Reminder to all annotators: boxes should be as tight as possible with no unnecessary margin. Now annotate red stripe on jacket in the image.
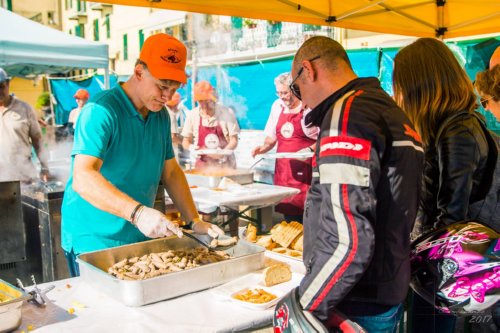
[309,184,359,311]
[341,90,364,136]
[308,90,363,311]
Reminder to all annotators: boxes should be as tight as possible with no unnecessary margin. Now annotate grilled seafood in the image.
[108,248,230,280]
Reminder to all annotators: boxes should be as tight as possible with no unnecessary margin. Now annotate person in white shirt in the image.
[0,67,50,182]
[251,72,318,222]
[181,81,240,168]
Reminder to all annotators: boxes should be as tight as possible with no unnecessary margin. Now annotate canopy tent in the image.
[94,0,500,39]
[0,7,109,78]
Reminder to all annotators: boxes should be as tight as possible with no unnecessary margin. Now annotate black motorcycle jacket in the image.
[299,78,424,321]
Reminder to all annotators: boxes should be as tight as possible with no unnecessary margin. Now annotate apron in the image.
[274,106,315,215]
[195,115,236,169]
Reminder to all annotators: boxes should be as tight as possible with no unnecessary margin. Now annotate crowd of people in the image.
[1,31,499,332]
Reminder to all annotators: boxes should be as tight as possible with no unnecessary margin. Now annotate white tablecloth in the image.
[16,256,304,333]
[188,183,300,214]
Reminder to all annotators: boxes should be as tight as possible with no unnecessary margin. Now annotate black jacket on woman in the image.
[416,111,500,235]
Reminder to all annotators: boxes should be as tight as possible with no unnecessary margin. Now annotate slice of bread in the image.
[271,221,303,248]
[291,234,303,252]
[263,264,292,287]
[246,223,257,242]
[256,235,273,248]
[271,247,287,254]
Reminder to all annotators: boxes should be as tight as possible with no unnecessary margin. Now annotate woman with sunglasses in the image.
[393,37,500,333]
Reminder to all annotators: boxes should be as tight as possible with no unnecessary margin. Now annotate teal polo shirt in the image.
[61,84,174,254]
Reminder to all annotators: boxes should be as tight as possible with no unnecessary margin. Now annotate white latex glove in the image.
[192,219,225,239]
[134,206,183,238]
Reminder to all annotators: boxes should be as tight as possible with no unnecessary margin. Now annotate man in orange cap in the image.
[68,88,89,131]
[181,80,240,168]
[61,34,224,277]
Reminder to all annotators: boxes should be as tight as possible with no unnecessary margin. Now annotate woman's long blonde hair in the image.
[393,38,478,147]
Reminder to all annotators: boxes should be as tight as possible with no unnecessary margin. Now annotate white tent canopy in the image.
[0,7,108,78]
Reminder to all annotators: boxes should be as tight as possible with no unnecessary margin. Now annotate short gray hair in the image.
[274,72,292,87]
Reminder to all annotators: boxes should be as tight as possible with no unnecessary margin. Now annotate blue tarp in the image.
[50,75,118,124]
[184,37,499,133]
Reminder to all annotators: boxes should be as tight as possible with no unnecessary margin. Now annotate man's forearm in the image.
[182,137,192,150]
[259,136,277,154]
[73,169,138,221]
[224,135,238,150]
[32,136,49,168]
[163,161,199,222]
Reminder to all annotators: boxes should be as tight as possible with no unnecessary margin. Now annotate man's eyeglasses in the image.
[480,96,493,109]
[289,55,321,100]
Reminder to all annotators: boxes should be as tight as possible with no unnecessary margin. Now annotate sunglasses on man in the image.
[289,55,321,100]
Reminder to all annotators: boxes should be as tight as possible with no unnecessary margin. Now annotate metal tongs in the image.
[15,275,55,307]
[181,230,238,251]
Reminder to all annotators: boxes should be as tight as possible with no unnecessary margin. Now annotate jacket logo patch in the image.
[319,136,371,160]
[403,124,422,143]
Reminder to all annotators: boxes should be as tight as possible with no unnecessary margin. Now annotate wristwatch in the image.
[185,218,202,230]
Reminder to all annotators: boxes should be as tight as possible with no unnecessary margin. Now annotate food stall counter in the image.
[15,254,304,333]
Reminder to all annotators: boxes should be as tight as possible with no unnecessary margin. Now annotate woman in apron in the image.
[273,105,316,222]
[181,81,239,169]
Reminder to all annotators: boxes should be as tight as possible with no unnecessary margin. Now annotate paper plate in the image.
[211,271,303,310]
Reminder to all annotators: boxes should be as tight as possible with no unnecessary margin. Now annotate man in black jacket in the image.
[287,36,424,331]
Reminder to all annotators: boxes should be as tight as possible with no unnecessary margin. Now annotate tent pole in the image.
[46,76,56,126]
[104,68,110,89]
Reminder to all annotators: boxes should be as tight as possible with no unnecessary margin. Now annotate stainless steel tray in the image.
[77,235,265,307]
[185,169,254,188]
[0,279,27,333]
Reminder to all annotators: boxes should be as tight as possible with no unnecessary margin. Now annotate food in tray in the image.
[209,236,238,248]
[108,248,231,280]
[232,288,277,304]
[263,264,292,286]
[247,222,303,258]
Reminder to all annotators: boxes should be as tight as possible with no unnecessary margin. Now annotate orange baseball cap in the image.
[194,81,217,102]
[74,89,89,100]
[166,92,181,106]
[139,33,187,84]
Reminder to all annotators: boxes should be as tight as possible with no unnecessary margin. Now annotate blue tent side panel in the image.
[50,75,118,124]
[188,50,381,130]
